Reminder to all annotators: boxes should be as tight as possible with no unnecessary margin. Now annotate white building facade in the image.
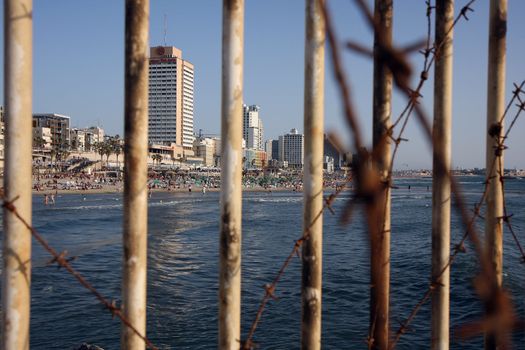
[279,128,304,168]
[182,63,195,149]
[70,128,86,152]
[193,137,216,167]
[33,127,53,150]
[242,104,264,150]
[148,46,195,151]
[32,113,71,151]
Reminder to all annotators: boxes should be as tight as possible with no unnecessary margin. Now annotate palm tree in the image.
[114,144,122,167]
[112,136,122,168]
[152,153,162,166]
[49,147,60,174]
[95,142,105,164]
[103,141,113,166]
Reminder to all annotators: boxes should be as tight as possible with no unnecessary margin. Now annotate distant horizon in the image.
[1,1,525,169]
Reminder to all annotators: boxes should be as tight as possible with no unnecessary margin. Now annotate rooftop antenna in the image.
[163,13,167,46]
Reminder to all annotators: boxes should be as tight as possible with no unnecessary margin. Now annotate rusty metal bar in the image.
[485,0,506,290]
[431,2,454,349]
[370,1,392,349]
[484,0,506,348]
[2,1,33,349]
[301,0,325,348]
[219,1,244,349]
[122,0,149,349]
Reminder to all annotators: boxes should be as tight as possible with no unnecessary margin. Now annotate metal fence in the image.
[2,0,524,349]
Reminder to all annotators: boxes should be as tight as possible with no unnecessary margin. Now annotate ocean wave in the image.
[391,194,430,200]
[48,203,123,211]
[249,197,302,203]
[43,198,207,211]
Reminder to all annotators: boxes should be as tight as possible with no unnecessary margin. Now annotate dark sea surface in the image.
[2,176,525,349]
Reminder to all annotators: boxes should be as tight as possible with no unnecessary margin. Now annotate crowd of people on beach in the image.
[32,167,352,198]
[33,172,119,192]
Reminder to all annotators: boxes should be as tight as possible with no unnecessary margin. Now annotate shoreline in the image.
[25,173,489,197]
[32,185,308,195]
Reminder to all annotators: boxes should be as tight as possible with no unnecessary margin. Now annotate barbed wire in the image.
[496,82,525,263]
[327,0,525,348]
[241,179,350,349]
[385,28,524,350]
[498,84,525,261]
[356,0,524,346]
[389,80,525,349]
[3,0,522,349]
[241,0,523,348]
[0,190,159,350]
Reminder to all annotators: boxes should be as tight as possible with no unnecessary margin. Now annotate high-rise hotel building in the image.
[279,128,304,168]
[148,46,194,150]
[242,104,264,150]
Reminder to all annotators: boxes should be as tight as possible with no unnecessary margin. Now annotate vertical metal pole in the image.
[485,0,506,291]
[485,0,506,348]
[2,1,33,349]
[219,1,244,349]
[302,0,325,349]
[370,1,392,349]
[122,0,149,349]
[431,1,454,349]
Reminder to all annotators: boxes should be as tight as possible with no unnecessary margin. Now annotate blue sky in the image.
[1,1,525,169]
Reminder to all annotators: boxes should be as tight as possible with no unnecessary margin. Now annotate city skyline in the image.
[0,1,525,169]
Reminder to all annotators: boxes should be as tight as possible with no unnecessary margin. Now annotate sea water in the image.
[2,176,525,349]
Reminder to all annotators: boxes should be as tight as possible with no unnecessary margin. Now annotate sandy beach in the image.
[23,168,351,197]
[28,176,319,196]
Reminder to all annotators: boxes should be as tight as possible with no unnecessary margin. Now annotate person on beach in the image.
[50,194,55,204]
[44,194,49,205]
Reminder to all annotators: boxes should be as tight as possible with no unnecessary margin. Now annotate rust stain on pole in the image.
[2,1,33,349]
[431,2,454,350]
[122,0,149,349]
[485,0,506,349]
[302,0,325,349]
[370,1,392,349]
[219,0,244,349]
